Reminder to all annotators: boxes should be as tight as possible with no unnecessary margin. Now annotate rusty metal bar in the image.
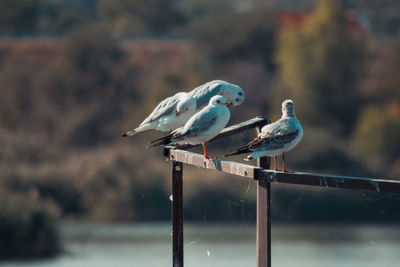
[164,149,400,194]
[172,161,184,267]
[162,116,400,267]
[257,156,271,267]
[167,148,256,179]
[256,122,271,267]
[258,170,400,193]
[177,116,268,150]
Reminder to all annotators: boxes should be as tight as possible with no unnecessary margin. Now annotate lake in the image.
[1,223,399,267]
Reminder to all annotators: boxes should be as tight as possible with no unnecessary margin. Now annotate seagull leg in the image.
[202,142,216,159]
[274,156,278,171]
[202,142,208,158]
[282,153,286,172]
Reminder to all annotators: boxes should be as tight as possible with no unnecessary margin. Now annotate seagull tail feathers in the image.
[122,124,153,137]
[244,154,256,161]
[122,130,137,137]
[147,134,173,148]
[224,146,251,157]
[244,151,267,161]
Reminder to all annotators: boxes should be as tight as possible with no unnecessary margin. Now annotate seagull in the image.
[122,92,196,136]
[225,99,303,172]
[148,95,231,159]
[189,80,245,110]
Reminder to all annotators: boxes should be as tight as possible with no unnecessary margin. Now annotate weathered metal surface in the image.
[172,161,184,267]
[168,149,257,179]
[165,149,400,193]
[177,116,269,150]
[258,170,400,193]
[165,116,400,267]
[256,156,271,267]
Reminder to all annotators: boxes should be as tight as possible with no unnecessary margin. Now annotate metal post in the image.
[256,125,271,267]
[172,160,184,267]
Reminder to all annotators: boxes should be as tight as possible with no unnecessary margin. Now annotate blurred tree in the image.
[36,0,92,34]
[181,0,236,23]
[349,0,400,38]
[0,0,39,34]
[188,2,276,69]
[96,0,186,34]
[352,103,400,163]
[0,0,92,35]
[275,0,366,135]
[0,192,60,259]
[0,63,35,128]
[363,45,400,105]
[82,166,134,221]
[59,27,124,103]
[41,27,138,147]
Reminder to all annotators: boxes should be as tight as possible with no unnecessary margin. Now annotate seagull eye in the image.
[217,100,220,103]
[238,92,243,96]
[235,98,239,102]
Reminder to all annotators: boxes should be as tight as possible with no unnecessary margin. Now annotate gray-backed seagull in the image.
[189,80,245,110]
[122,92,196,136]
[225,99,303,172]
[148,95,231,159]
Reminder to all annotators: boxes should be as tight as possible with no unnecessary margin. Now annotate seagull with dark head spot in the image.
[189,80,245,110]
[122,80,244,138]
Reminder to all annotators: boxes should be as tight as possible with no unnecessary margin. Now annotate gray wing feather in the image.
[251,130,300,151]
[189,81,223,108]
[176,108,217,138]
[249,118,300,151]
[260,118,298,138]
[140,96,179,126]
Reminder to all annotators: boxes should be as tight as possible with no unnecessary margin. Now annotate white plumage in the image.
[123,92,196,136]
[149,95,231,159]
[189,80,245,110]
[225,99,303,172]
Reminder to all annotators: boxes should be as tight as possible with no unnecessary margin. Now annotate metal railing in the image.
[162,116,400,267]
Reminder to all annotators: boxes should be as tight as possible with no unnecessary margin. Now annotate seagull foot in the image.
[244,155,253,161]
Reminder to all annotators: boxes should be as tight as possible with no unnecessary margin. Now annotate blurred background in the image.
[0,0,399,266]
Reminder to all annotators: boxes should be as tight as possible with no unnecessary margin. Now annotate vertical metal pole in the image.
[256,126,271,267]
[172,160,184,267]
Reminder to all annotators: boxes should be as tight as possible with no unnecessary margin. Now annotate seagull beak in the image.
[225,102,233,107]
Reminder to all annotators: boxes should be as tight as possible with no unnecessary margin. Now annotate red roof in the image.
[276,11,309,27]
[276,10,368,37]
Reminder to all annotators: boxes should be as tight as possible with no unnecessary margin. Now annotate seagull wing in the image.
[250,119,300,151]
[173,107,218,140]
[140,96,179,126]
[248,130,300,151]
[189,81,223,108]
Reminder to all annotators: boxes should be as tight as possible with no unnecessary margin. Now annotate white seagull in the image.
[225,99,303,172]
[148,95,231,159]
[189,80,245,110]
[122,92,196,136]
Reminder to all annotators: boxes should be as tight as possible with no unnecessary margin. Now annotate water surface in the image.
[1,223,399,267]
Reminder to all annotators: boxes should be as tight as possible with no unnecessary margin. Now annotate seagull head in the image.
[176,93,196,115]
[210,95,229,107]
[282,99,295,117]
[217,81,245,107]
